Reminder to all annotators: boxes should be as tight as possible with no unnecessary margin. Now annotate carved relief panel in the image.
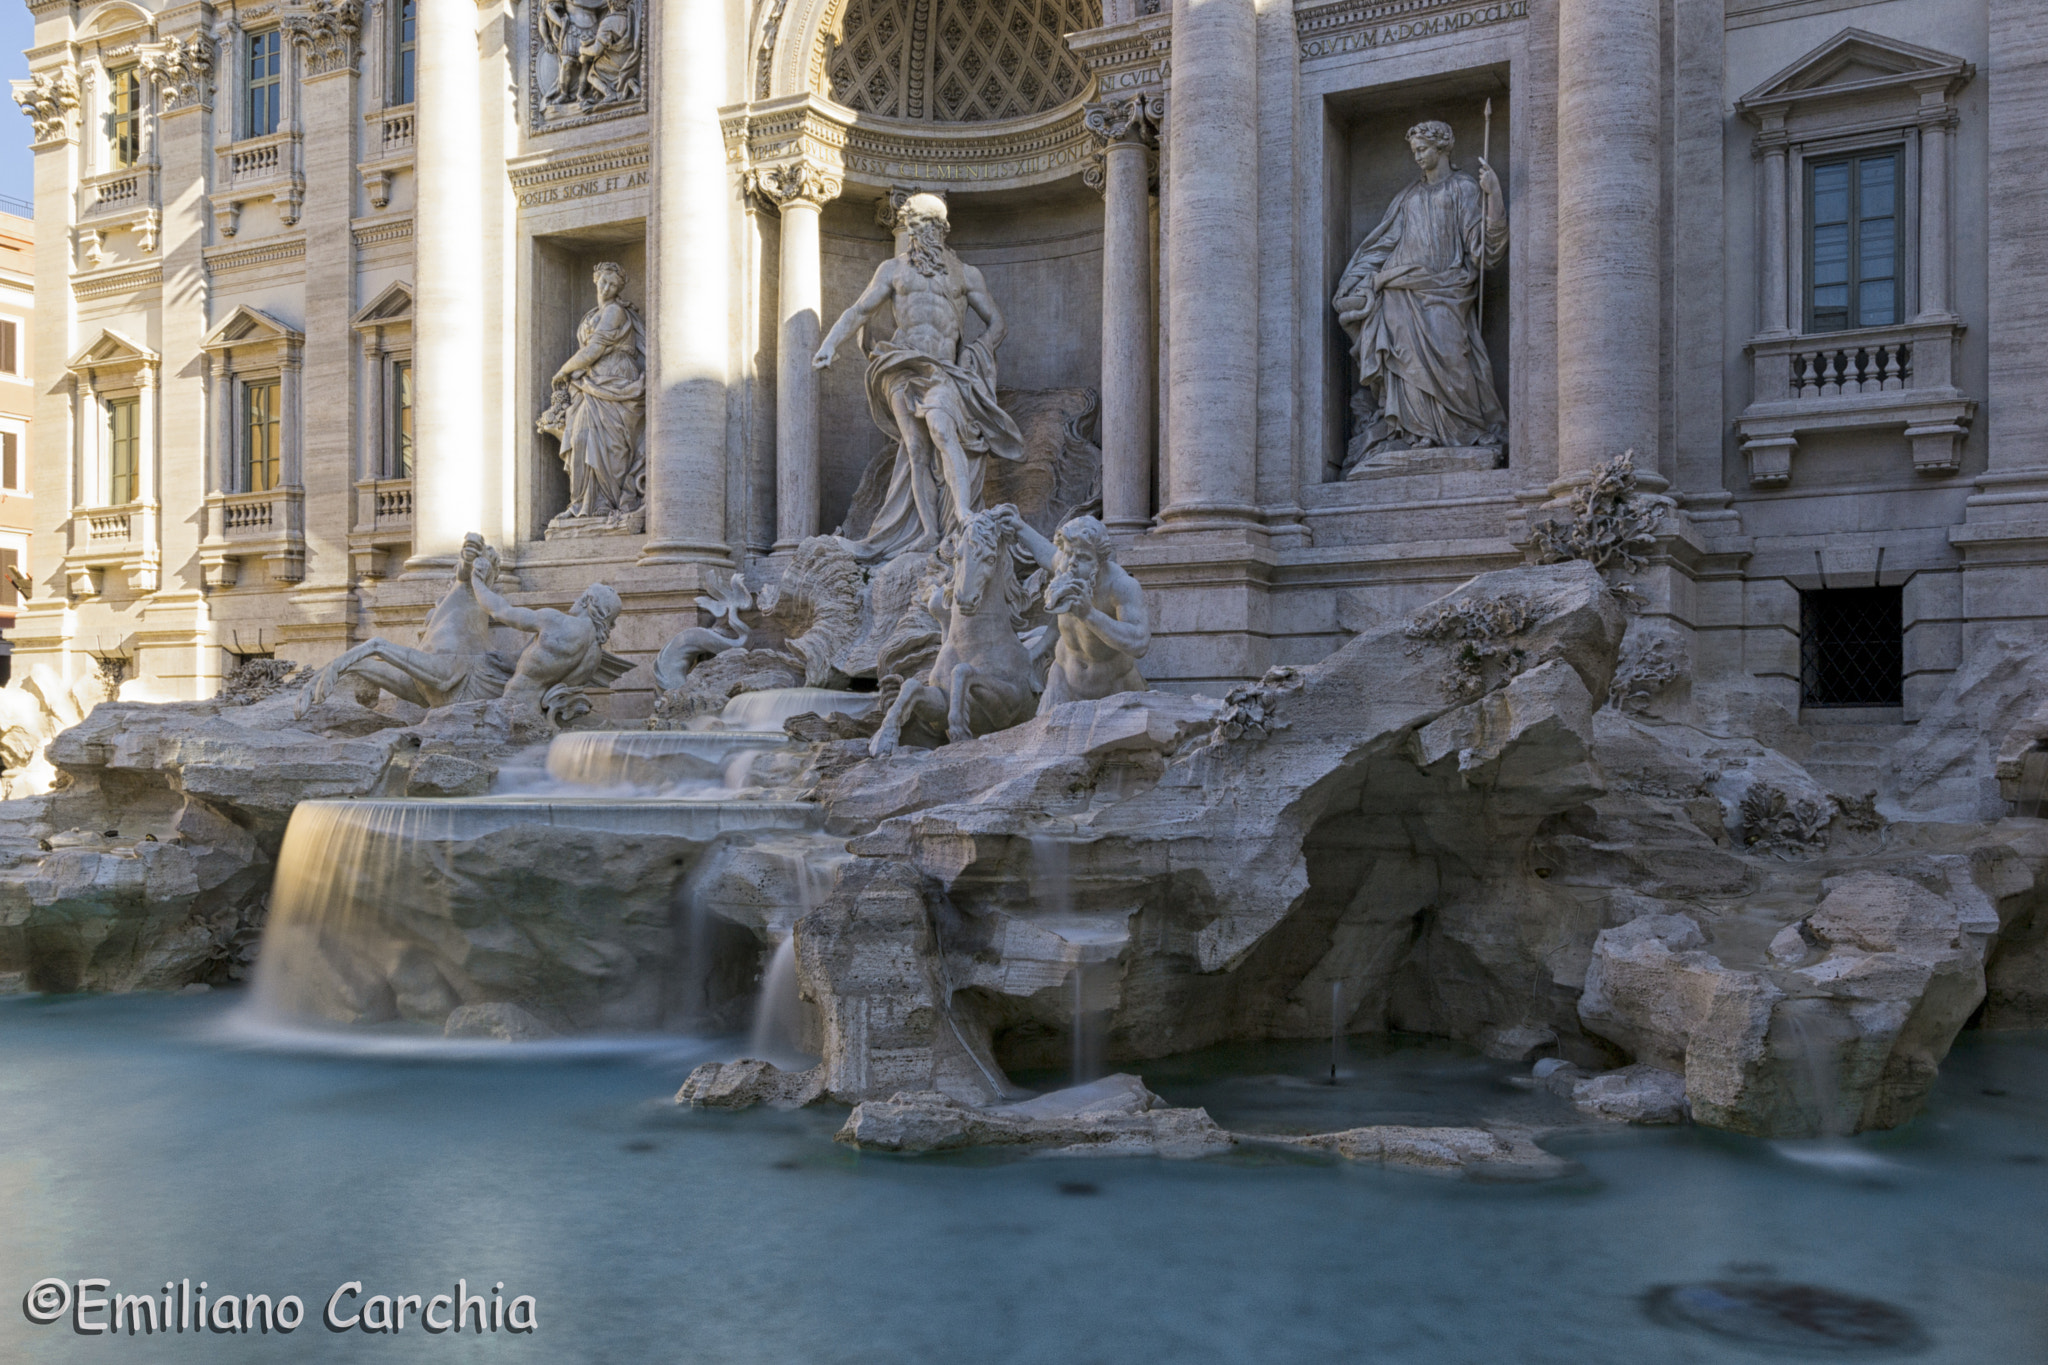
[530,0,646,131]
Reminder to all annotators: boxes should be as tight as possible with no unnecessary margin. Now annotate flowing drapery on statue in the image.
[817,193,1025,562]
[1334,120,1508,476]
[538,261,647,531]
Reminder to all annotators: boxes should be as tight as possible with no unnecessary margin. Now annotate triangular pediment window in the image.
[66,328,157,374]
[1738,29,1971,115]
[351,282,414,329]
[202,305,303,353]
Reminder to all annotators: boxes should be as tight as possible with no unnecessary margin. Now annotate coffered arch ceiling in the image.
[815,0,1099,123]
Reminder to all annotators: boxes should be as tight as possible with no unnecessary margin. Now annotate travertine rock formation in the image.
[778,559,2048,1139]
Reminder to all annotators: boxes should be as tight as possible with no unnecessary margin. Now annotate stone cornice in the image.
[203,234,306,274]
[1294,0,1526,61]
[1067,14,1169,98]
[72,263,163,301]
[351,216,413,248]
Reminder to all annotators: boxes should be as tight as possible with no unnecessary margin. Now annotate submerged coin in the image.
[1644,1281,1926,1353]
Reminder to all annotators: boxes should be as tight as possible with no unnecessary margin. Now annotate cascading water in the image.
[1029,834,1122,1086]
[1770,997,1899,1174]
[747,939,804,1060]
[709,688,877,733]
[541,729,789,793]
[2017,750,2048,819]
[744,848,830,1062]
[252,795,820,1032]
[248,686,872,1043]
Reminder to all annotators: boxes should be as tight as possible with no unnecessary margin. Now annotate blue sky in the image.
[1,2,34,210]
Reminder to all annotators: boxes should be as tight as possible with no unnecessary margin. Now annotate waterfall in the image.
[540,729,786,794]
[1031,834,1112,1086]
[2018,750,2048,819]
[744,848,830,1062]
[747,939,803,1059]
[249,796,819,1034]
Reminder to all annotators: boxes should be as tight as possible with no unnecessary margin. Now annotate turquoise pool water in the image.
[3,992,2045,1363]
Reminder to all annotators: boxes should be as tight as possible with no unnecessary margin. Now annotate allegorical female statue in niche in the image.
[538,261,646,531]
[1332,119,1507,478]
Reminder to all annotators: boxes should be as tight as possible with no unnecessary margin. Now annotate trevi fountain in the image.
[9,1,2048,1354]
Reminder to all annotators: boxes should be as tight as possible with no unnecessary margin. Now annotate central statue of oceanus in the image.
[815,192,1026,562]
[1333,119,1507,477]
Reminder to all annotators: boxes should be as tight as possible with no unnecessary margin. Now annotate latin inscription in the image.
[516,168,650,209]
[1298,0,1527,60]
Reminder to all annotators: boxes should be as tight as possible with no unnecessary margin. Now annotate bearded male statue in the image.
[1333,119,1507,476]
[816,192,1026,561]
[1001,509,1150,711]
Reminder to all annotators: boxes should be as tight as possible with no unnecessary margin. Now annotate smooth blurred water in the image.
[4,993,2047,1363]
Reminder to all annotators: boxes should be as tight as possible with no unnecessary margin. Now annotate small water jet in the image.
[1329,981,1349,1083]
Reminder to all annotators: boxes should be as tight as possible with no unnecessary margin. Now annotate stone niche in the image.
[812,180,1104,535]
[1320,67,1511,483]
[523,222,648,541]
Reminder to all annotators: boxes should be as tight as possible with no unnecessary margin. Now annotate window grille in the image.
[1800,586,1903,708]
[1807,151,1901,333]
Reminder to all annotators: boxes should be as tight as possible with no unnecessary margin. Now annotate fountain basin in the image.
[545,730,793,789]
[255,797,819,1034]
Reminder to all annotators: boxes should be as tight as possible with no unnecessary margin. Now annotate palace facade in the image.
[9,0,2046,730]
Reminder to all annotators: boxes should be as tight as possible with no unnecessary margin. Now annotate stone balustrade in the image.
[201,486,307,586]
[348,478,414,579]
[1738,319,1974,487]
[65,500,159,596]
[1788,338,1912,399]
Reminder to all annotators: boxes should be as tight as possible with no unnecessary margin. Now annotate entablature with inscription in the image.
[722,92,1095,197]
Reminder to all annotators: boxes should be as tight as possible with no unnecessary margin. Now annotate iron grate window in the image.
[1800,587,1903,709]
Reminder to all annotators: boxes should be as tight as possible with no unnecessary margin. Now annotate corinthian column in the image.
[1158,0,1259,532]
[750,159,842,553]
[641,0,733,565]
[1555,0,1663,488]
[1086,95,1159,534]
[407,0,485,566]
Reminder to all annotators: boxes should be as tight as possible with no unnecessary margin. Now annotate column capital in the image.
[137,35,216,111]
[1084,92,1163,149]
[1082,94,1162,194]
[10,64,78,144]
[745,157,844,212]
[281,0,364,78]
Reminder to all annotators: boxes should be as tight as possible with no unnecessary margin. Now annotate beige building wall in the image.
[0,211,32,657]
[4,0,2040,733]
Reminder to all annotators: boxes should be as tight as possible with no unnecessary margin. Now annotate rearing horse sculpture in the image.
[297,534,511,717]
[869,505,1038,757]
